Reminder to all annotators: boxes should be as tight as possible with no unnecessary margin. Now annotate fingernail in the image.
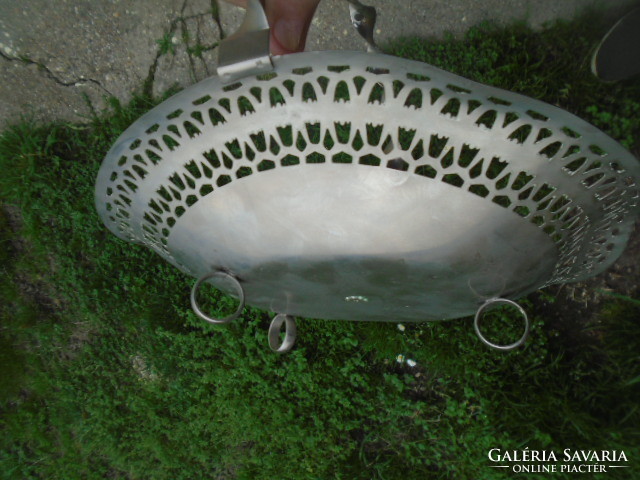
[272,19,305,54]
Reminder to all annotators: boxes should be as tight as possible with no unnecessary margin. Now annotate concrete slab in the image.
[0,0,636,129]
[0,0,216,126]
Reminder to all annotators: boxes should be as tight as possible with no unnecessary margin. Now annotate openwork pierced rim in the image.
[96,50,640,286]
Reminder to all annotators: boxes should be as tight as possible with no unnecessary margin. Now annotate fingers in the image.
[265,0,321,55]
[221,0,320,55]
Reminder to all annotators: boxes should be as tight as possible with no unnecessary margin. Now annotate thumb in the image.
[265,0,321,55]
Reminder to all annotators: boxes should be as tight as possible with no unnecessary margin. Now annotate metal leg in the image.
[473,298,530,351]
[268,314,297,353]
[190,271,245,324]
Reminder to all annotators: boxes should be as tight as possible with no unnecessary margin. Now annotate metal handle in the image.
[347,0,380,52]
[190,271,245,324]
[473,298,530,351]
[268,314,297,353]
[217,0,273,83]
[217,0,379,84]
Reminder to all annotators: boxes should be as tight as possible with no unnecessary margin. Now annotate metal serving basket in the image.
[95,1,640,351]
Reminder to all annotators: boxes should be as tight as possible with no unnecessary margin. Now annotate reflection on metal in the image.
[96,1,640,352]
[345,295,370,303]
[474,298,530,351]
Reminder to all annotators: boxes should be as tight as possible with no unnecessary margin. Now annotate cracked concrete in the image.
[150,8,221,98]
[0,0,636,129]
[0,0,213,126]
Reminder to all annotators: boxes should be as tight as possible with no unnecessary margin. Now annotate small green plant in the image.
[156,32,177,56]
[187,43,207,58]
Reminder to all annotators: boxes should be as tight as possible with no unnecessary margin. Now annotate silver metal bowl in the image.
[95,1,640,351]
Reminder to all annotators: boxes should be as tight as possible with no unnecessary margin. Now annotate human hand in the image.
[224,0,321,55]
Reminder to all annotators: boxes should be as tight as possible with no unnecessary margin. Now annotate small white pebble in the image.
[172,36,179,45]
[397,324,405,332]
[407,359,417,368]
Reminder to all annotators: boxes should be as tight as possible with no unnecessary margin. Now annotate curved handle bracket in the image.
[346,0,380,53]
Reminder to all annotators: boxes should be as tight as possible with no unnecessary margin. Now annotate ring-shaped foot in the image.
[268,314,297,353]
[190,271,245,324]
[473,298,530,351]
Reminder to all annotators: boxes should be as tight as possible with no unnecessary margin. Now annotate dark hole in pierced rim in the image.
[387,158,408,171]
